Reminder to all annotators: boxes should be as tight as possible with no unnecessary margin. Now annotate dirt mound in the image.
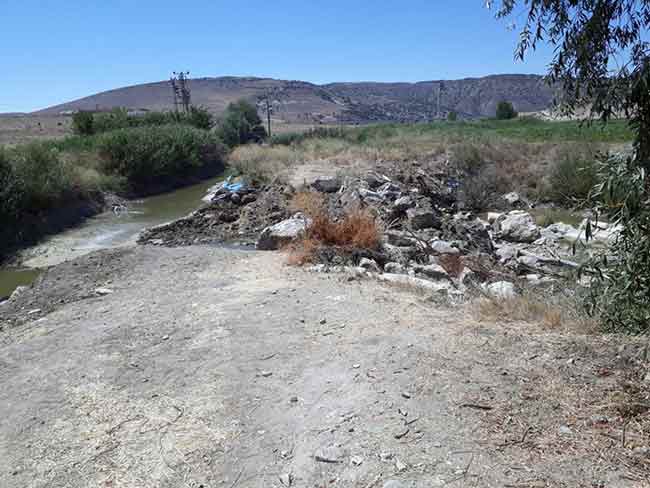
[138,184,294,247]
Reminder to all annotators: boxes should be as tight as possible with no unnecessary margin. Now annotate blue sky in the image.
[2,0,554,112]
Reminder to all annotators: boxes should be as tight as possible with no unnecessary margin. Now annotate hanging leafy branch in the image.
[489,1,650,332]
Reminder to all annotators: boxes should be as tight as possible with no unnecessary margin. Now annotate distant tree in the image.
[447,111,458,122]
[216,100,267,147]
[72,111,94,136]
[495,101,517,120]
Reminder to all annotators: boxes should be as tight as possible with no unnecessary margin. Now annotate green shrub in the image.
[447,111,458,121]
[586,153,650,333]
[10,143,75,211]
[216,100,267,148]
[547,146,600,204]
[98,124,225,186]
[72,111,95,135]
[87,107,214,134]
[0,149,21,226]
[496,101,517,120]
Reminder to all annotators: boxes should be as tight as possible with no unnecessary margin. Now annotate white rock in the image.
[496,244,518,263]
[377,273,461,296]
[494,211,541,243]
[517,255,540,268]
[359,257,380,272]
[95,287,114,296]
[487,212,503,223]
[359,188,384,203]
[384,262,405,274]
[429,239,459,255]
[393,196,413,211]
[383,481,405,488]
[502,191,530,208]
[485,281,516,299]
[257,215,311,250]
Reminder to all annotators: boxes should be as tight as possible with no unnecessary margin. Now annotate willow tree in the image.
[489,1,650,331]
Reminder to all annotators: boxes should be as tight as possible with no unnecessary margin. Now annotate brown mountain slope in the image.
[36,74,554,123]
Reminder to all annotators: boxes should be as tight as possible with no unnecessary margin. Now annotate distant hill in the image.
[35,74,555,123]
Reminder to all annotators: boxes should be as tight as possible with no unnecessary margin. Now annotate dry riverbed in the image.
[1,245,648,487]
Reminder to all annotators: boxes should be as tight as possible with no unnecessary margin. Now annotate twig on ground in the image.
[459,403,493,411]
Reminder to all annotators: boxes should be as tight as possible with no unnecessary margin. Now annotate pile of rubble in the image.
[139,165,618,298]
[138,180,294,247]
[253,168,618,297]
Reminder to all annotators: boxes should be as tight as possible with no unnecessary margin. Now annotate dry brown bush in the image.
[287,191,381,264]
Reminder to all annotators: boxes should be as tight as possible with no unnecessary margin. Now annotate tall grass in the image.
[545,144,600,204]
[228,144,299,183]
[0,142,114,255]
[97,124,225,188]
[73,107,214,135]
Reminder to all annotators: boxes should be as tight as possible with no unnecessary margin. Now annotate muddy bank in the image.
[0,195,108,264]
[0,248,134,330]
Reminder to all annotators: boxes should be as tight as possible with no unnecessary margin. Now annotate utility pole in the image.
[170,71,191,113]
[266,90,272,138]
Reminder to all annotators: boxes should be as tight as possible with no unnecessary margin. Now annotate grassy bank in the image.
[0,124,225,259]
[272,118,633,145]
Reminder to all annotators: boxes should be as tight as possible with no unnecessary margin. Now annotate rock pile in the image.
[139,164,615,298]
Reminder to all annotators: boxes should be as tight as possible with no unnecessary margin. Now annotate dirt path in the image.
[0,246,647,487]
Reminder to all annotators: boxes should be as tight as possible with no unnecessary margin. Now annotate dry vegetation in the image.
[0,114,72,146]
[471,285,600,332]
[286,191,381,265]
[229,121,630,208]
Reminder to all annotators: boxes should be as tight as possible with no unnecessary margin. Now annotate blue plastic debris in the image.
[221,176,245,193]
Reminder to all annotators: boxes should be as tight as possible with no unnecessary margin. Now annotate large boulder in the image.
[494,211,541,243]
[256,215,311,250]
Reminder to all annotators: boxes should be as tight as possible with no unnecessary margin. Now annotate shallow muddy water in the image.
[0,176,224,297]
